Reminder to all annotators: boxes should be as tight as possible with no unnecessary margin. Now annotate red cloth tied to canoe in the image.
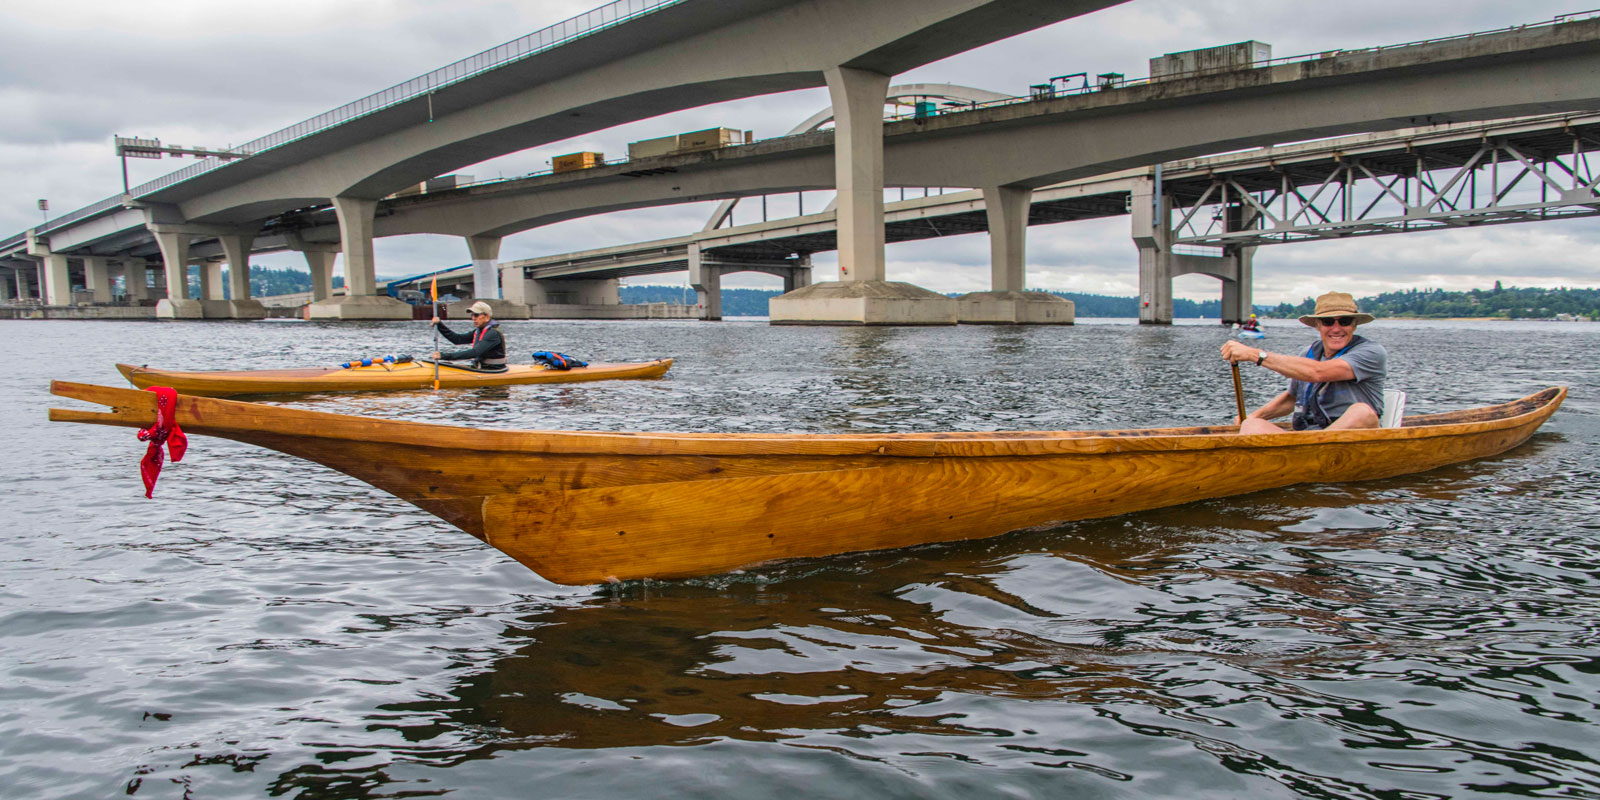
[135,387,187,498]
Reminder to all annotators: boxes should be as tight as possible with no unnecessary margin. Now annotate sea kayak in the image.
[116,358,673,397]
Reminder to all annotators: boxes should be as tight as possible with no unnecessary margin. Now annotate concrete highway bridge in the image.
[5,2,1600,324]
[374,110,1600,321]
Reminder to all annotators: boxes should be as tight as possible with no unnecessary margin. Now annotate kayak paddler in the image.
[432,301,508,372]
[1220,291,1387,434]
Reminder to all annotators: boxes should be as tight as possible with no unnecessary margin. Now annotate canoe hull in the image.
[49,383,1564,585]
[116,359,672,397]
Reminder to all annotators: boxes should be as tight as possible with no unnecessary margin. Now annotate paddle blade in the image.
[430,276,438,303]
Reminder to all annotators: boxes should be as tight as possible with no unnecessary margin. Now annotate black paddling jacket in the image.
[435,320,507,370]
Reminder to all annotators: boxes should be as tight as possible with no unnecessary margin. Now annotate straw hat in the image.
[467,301,494,317]
[1298,291,1375,328]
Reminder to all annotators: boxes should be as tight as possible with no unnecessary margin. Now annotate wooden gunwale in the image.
[47,382,1565,459]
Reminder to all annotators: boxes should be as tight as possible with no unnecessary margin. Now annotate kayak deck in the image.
[116,358,673,397]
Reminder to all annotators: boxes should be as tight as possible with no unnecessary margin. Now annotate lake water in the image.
[4,317,1597,799]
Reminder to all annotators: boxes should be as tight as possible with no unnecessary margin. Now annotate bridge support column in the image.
[200,261,224,302]
[1218,205,1259,325]
[83,256,112,304]
[297,249,336,303]
[152,230,203,318]
[770,66,954,325]
[783,254,813,293]
[957,185,1073,324]
[688,244,722,321]
[21,265,38,301]
[41,254,72,306]
[26,235,73,306]
[120,258,148,303]
[215,234,267,319]
[468,235,501,300]
[0,272,11,302]
[462,234,526,318]
[309,196,410,319]
[1132,175,1173,325]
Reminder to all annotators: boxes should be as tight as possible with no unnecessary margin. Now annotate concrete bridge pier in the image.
[19,265,38,301]
[0,272,11,302]
[770,66,955,326]
[688,244,723,320]
[1132,176,1174,325]
[308,197,411,320]
[1217,205,1258,325]
[25,234,73,306]
[282,233,339,305]
[212,234,268,319]
[200,261,224,305]
[957,184,1074,324]
[120,258,149,303]
[83,256,113,304]
[784,254,813,293]
[151,229,203,318]
[464,234,526,318]
[1133,176,1259,325]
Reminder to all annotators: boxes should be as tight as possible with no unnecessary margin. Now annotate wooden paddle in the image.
[1231,362,1247,424]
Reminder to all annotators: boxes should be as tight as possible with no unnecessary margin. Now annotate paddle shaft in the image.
[432,301,440,391]
[1231,362,1247,423]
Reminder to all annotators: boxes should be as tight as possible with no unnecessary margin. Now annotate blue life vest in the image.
[1291,340,1357,431]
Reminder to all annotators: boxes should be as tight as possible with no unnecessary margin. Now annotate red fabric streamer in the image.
[135,387,187,498]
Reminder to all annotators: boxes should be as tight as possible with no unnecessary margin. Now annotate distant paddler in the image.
[1221,291,1388,434]
[432,301,508,372]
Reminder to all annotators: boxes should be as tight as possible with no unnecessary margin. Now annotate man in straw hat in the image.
[1220,291,1387,434]
[432,301,508,372]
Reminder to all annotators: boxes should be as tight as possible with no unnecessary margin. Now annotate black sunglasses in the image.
[1318,316,1356,327]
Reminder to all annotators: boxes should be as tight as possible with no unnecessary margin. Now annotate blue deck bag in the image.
[531,351,588,370]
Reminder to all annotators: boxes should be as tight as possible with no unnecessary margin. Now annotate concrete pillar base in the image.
[769,280,957,326]
[956,290,1075,325]
[306,295,414,320]
[201,299,269,320]
[445,298,530,320]
[156,298,205,319]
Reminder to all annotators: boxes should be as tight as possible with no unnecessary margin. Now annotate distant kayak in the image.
[1236,329,1265,339]
[116,358,673,398]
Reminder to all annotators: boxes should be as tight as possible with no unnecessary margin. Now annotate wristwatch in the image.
[1256,350,1267,366]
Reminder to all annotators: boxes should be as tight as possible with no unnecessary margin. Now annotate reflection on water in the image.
[4,318,1599,798]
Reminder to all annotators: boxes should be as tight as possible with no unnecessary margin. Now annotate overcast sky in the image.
[3,0,1596,303]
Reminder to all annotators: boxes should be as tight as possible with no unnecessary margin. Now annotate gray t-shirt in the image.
[1287,335,1387,429]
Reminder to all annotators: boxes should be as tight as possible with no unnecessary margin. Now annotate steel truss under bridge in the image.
[1166,113,1600,249]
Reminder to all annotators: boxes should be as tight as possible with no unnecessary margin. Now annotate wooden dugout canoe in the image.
[49,382,1564,586]
[115,358,673,397]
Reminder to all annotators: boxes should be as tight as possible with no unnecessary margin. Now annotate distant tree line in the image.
[227,274,1595,319]
[1271,283,1600,320]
